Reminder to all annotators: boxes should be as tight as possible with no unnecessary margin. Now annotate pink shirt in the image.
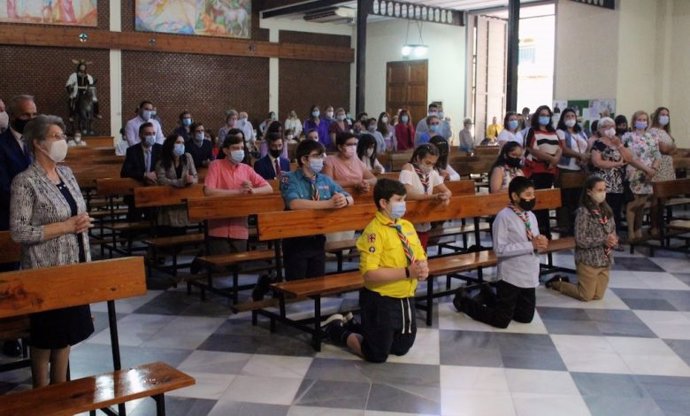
[204,159,269,239]
[325,155,367,185]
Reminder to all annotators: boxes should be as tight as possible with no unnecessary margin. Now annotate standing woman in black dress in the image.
[10,115,94,387]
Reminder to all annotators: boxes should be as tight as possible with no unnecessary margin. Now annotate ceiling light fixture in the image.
[401,20,428,58]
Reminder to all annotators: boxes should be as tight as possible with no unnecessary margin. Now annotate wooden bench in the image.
[0,231,30,373]
[644,178,690,255]
[256,189,567,350]
[134,184,206,277]
[0,257,194,415]
[185,193,285,303]
[95,178,149,257]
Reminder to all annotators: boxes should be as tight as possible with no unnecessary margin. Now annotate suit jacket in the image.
[120,143,162,181]
[0,128,32,230]
[254,155,290,180]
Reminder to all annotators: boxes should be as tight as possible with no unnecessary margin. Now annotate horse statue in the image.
[66,59,100,135]
[75,82,97,135]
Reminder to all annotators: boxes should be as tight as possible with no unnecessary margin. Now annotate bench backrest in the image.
[73,165,122,189]
[559,171,589,189]
[0,231,21,264]
[652,178,690,199]
[96,177,143,197]
[134,184,205,208]
[257,188,561,241]
[0,257,146,319]
[186,193,286,222]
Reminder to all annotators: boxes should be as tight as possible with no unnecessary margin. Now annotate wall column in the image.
[109,0,122,141]
[269,28,280,115]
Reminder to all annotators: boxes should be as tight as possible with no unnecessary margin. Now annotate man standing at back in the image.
[0,94,37,357]
[125,100,164,146]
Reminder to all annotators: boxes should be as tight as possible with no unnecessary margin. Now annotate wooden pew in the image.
[0,232,30,374]
[95,178,149,257]
[0,257,194,415]
[185,193,286,302]
[646,178,690,254]
[134,185,206,277]
[255,189,569,350]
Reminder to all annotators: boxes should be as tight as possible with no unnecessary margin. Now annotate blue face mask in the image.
[309,158,324,173]
[389,201,406,219]
[635,121,648,130]
[538,115,551,126]
[230,149,245,163]
[144,135,156,147]
[173,143,185,157]
[658,115,669,126]
[141,110,152,121]
[430,124,439,133]
[182,118,192,127]
[194,132,204,143]
[312,110,320,118]
[508,120,519,130]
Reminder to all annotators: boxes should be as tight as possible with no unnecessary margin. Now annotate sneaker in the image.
[321,314,347,345]
[545,274,570,289]
[252,274,272,301]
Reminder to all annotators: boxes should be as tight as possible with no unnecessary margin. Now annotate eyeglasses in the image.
[46,133,67,140]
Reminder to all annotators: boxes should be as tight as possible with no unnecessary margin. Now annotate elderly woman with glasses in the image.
[9,115,94,387]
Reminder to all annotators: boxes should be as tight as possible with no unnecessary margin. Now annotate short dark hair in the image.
[266,132,283,144]
[222,128,244,148]
[179,110,191,120]
[138,122,154,135]
[373,178,406,209]
[138,100,153,109]
[508,176,534,201]
[336,132,357,148]
[296,139,325,167]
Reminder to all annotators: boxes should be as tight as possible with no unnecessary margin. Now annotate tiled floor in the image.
[1,244,689,416]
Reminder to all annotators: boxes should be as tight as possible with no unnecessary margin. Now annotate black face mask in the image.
[616,128,628,137]
[518,198,536,211]
[505,157,522,168]
[12,118,30,134]
[269,149,282,158]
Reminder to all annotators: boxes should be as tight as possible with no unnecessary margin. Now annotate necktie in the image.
[388,223,415,265]
[509,204,534,241]
[310,178,320,201]
[274,158,281,178]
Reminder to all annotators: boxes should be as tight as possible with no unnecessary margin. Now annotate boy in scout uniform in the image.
[323,179,429,362]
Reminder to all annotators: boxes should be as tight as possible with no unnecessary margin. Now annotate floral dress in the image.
[622,131,661,195]
[648,127,676,181]
[590,139,624,194]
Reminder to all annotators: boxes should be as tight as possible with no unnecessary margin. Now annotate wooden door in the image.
[386,60,428,124]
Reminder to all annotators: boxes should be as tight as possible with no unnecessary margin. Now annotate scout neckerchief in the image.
[308,176,320,201]
[508,203,534,241]
[413,164,430,193]
[387,220,415,265]
[590,208,613,259]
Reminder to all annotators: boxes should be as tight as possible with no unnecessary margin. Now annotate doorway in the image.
[386,60,428,124]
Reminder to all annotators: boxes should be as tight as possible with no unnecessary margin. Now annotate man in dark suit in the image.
[0,95,37,356]
[120,122,162,220]
[254,132,290,180]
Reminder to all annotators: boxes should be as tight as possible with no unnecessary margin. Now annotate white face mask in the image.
[326,111,334,118]
[43,138,69,163]
[344,145,356,157]
[366,148,374,157]
[604,128,616,138]
[565,119,576,128]
[381,116,389,123]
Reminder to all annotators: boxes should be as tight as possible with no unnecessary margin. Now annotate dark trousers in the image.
[360,289,416,363]
[462,280,536,329]
[282,235,326,281]
[606,192,623,232]
[530,172,555,238]
[558,186,581,236]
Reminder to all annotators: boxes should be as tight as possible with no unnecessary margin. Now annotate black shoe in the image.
[252,274,272,301]
[545,275,570,289]
[2,340,21,357]
[452,288,468,312]
[342,312,362,334]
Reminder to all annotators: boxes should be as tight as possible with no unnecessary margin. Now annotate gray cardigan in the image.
[10,163,90,269]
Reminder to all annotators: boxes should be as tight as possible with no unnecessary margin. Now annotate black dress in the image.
[29,180,94,349]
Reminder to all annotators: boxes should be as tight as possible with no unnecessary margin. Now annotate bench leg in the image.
[153,394,166,416]
[232,270,239,304]
[313,296,322,352]
[426,277,434,327]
